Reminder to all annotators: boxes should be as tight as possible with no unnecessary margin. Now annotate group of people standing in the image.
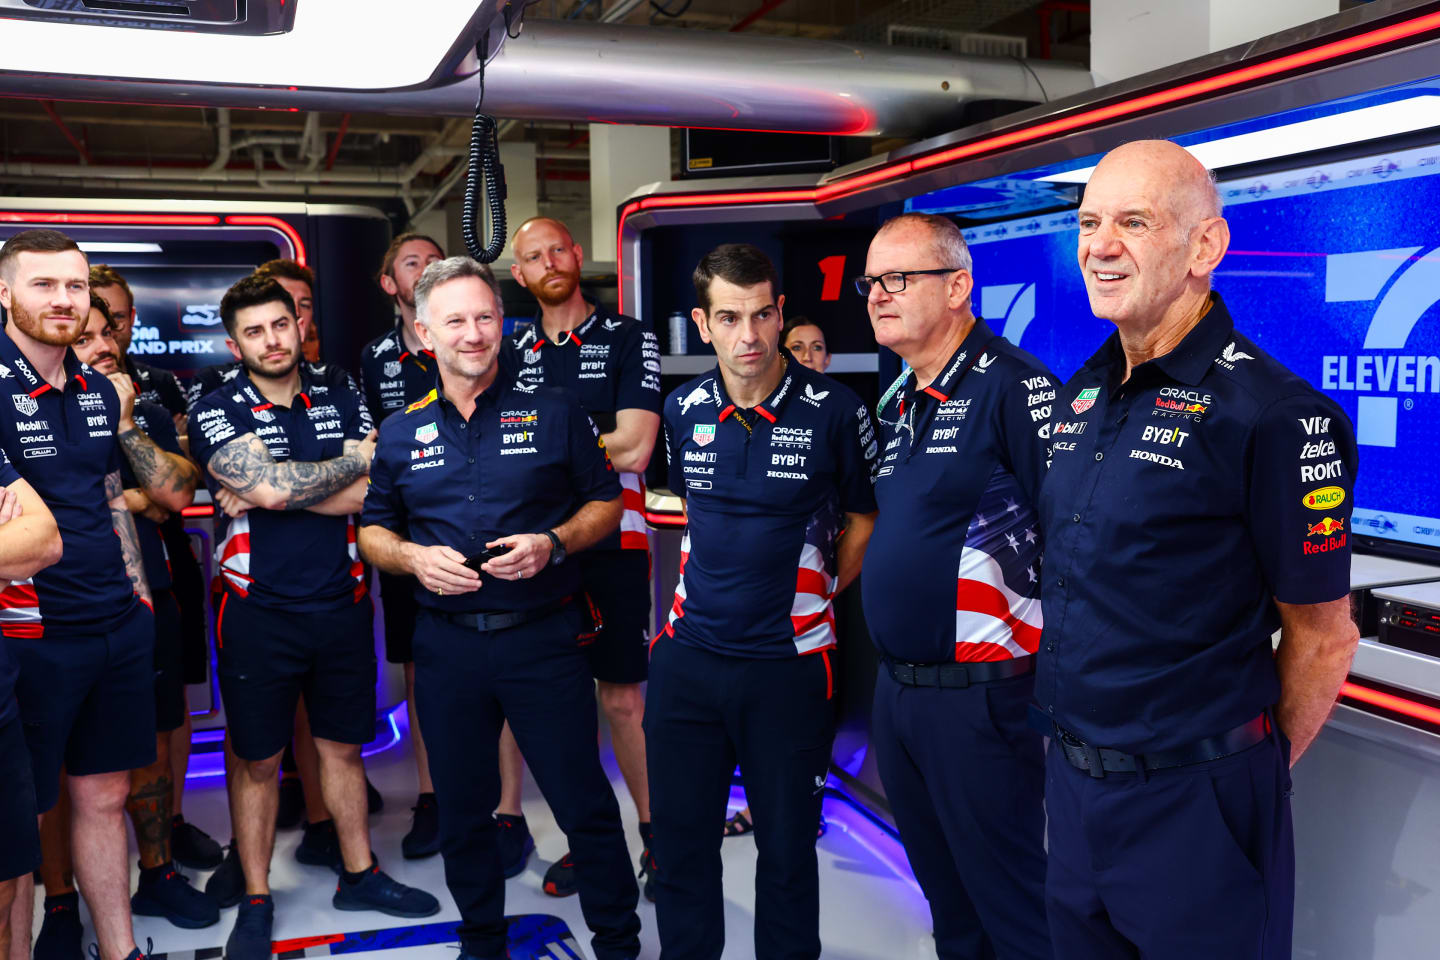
[0,136,1363,960]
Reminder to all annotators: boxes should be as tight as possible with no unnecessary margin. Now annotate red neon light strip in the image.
[224,214,306,266]
[645,510,687,528]
[0,212,220,225]
[181,505,215,518]
[616,8,1440,310]
[1341,681,1440,727]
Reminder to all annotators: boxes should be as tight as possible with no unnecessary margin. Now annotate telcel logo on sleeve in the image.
[1303,485,1346,510]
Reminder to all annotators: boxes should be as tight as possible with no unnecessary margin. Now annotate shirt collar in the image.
[1080,292,1233,390]
[714,349,798,425]
[233,363,316,411]
[917,318,996,402]
[526,301,607,350]
[0,322,91,395]
[431,361,517,414]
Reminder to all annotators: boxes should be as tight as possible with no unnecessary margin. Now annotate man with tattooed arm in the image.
[187,275,438,960]
[0,229,160,960]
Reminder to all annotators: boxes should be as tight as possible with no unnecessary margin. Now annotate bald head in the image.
[1090,140,1222,233]
[512,217,575,250]
[1076,139,1230,332]
[510,216,584,308]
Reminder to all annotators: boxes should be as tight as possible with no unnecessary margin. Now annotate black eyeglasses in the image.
[853,267,964,296]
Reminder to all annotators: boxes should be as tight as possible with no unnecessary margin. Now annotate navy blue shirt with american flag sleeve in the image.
[862,319,1055,665]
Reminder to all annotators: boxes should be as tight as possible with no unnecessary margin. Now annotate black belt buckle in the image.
[913,664,940,687]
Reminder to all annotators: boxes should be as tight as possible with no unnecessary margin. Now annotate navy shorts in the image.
[216,590,376,762]
[153,588,186,733]
[579,549,650,685]
[11,601,158,812]
[379,571,419,665]
[0,714,40,882]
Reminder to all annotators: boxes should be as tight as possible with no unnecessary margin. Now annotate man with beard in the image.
[505,217,661,897]
[189,276,438,960]
[88,263,223,878]
[0,229,159,960]
[359,256,640,960]
[357,232,448,861]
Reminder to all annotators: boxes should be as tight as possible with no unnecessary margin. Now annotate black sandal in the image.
[723,810,754,838]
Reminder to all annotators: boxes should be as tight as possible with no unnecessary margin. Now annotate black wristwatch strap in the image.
[541,529,564,565]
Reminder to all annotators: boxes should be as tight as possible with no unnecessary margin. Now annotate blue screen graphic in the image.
[927,144,1440,553]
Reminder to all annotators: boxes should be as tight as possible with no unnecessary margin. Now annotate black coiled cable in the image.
[462,37,506,263]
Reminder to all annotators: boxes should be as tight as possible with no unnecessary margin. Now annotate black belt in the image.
[886,655,1034,689]
[433,597,569,633]
[1055,714,1269,779]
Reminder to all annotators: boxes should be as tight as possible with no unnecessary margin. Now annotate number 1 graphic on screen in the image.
[818,254,846,301]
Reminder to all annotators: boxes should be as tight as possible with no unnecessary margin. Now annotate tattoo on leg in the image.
[127,774,174,866]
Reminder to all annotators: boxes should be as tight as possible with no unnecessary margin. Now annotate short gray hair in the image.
[877,213,973,276]
[415,256,504,325]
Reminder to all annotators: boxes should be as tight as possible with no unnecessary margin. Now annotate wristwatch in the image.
[541,529,566,566]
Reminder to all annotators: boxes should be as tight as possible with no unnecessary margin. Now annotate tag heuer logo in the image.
[692,424,716,447]
[384,360,403,379]
[253,408,275,424]
[11,394,37,417]
[523,349,541,365]
[1071,387,1100,415]
[415,422,439,445]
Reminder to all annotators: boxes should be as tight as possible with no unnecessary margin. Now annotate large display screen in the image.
[909,142,1440,555]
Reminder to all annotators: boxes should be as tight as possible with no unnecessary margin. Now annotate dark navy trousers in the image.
[1045,728,1294,959]
[412,606,641,960]
[872,667,1051,960]
[645,638,835,960]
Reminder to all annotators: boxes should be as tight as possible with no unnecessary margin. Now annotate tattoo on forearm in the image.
[110,498,152,604]
[207,436,366,511]
[125,770,174,864]
[118,428,195,496]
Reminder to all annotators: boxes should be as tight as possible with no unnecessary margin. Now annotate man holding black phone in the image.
[359,256,641,960]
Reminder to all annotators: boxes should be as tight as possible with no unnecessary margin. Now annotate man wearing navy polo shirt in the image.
[0,450,61,960]
[507,216,662,898]
[359,232,450,860]
[1039,140,1361,959]
[359,256,641,960]
[189,276,437,960]
[860,213,1053,960]
[653,243,877,960]
[0,229,160,960]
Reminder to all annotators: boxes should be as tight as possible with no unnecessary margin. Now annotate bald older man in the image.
[1036,140,1360,958]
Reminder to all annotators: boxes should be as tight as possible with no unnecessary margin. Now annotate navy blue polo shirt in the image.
[189,367,373,611]
[122,401,182,593]
[361,365,622,613]
[661,356,878,659]
[186,359,366,416]
[358,325,437,426]
[1037,293,1358,754]
[0,448,24,725]
[508,303,662,553]
[130,359,188,419]
[0,325,135,636]
[863,320,1055,665]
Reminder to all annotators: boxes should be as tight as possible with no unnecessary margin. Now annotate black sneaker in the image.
[205,841,244,909]
[638,846,657,904]
[401,793,440,860]
[225,896,273,960]
[332,863,440,918]
[542,852,576,898]
[275,777,304,830]
[366,777,384,814]
[295,819,342,873]
[34,892,83,960]
[131,862,220,929]
[171,816,224,871]
[495,814,533,880]
[112,937,154,960]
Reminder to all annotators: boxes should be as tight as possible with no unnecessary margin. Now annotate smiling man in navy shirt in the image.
[359,256,640,960]
[1039,140,1361,959]
[860,213,1054,960]
[653,243,877,960]
[0,229,161,960]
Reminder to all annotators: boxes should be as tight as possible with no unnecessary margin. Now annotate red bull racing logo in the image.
[1303,516,1347,555]
[1306,517,1344,537]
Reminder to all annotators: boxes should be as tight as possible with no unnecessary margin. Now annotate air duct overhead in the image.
[0,18,1092,139]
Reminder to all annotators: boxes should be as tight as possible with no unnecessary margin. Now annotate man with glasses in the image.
[858,213,1054,960]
